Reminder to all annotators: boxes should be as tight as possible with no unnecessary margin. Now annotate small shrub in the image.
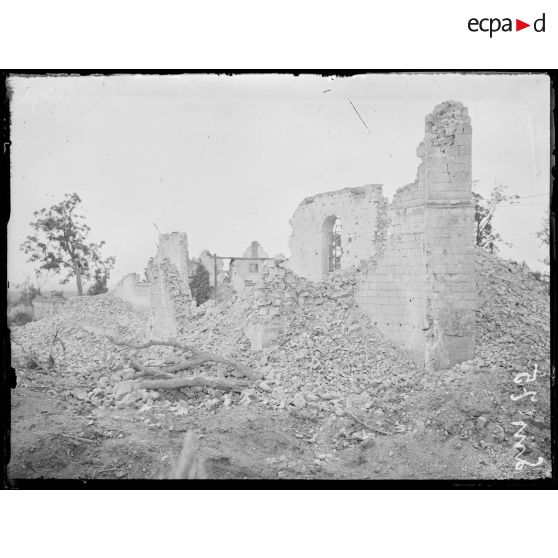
[13,279,41,307]
[88,269,110,296]
[189,263,211,306]
[9,308,33,327]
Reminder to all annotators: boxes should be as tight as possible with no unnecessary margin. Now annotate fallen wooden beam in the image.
[107,336,259,380]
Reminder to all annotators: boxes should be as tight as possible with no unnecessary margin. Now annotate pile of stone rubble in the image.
[11,295,149,391]
[398,249,551,457]
[474,248,549,375]
[11,249,550,432]
[180,262,420,417]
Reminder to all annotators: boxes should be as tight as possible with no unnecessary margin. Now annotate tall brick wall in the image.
[421,102,475,369]
[355,181,428,366]
[288,185,386,281]
[355,101,475,370]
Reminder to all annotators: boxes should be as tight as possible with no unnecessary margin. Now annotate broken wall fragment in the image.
[288,185,387,281]
[355,101,475,370]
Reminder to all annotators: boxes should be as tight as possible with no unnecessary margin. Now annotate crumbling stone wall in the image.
[156,231,189,280]
[111,273,151,311]
[243,260,300,350]
[288,184,386,281]
[149,232,192,339]
[113,232,192,339]
[355,101,475,370]
[242,259,358,351]
[150,257,192,339]
[145,258,155,282]
[32,296,66,320]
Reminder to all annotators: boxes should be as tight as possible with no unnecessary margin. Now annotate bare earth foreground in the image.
[8,250,551,481]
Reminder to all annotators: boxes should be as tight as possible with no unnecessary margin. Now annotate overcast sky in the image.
[7,73,550,291]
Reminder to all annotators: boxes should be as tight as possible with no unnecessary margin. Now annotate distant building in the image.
[230,241,268,292]
[199,249,224,288]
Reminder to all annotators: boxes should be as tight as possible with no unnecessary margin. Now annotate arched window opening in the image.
[321,215,343,276]
[330,218,343,272]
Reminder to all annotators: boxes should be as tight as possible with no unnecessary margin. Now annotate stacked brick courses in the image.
[356,101,475,370]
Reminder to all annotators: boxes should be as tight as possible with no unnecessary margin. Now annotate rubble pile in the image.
[179,261,419,418]
[227,260,362,338]
[11,295,150,398]
[10,250,550,446]
[63,294,150,339]
[245,262,359,323]
[474,248,549,374]
[394,249,551,465]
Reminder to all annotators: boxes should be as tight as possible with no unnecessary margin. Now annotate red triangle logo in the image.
[516,19,530,31]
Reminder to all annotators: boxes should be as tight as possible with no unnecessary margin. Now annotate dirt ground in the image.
[7,363,551,482]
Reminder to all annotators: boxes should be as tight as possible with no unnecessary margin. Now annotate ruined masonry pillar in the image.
[419,102,475,369]
[150,232,192,339]
[354,100,475,371]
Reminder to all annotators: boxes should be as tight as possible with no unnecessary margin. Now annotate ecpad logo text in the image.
[468,13,546,37]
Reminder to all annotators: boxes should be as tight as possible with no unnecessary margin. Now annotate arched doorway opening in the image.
[321,216,343,276]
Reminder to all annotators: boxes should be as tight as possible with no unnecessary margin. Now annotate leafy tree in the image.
[21,193,115,296]
[474,184,519,253]
[189,263,211,306]
[536,209,550,266]
[88,268,110,295]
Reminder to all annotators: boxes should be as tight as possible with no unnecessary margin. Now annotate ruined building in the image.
[287,101,475,370]
[111,101,475,371]
[356,101,475,370]
[113,232,192,339]
[230,241,269,292]
[288,184,386,281]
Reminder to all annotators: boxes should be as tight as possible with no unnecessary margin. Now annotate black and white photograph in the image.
[4,72,553,483]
